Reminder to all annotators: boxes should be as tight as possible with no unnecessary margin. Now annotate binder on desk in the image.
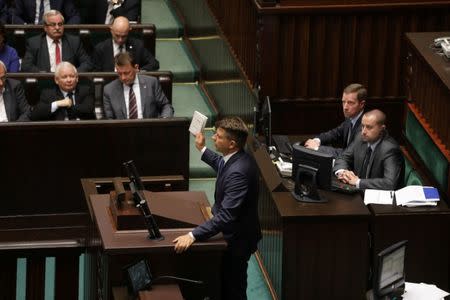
[364,186,440,207]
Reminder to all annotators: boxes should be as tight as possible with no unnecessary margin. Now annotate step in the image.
[156,39,199,82]
[141,0,183,38]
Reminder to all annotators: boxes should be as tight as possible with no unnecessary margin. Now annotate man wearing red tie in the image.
[21,10,92,72]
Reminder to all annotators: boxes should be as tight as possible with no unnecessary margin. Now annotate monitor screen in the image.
[291,143,333,202]
[376,240,407,297]
[291,143,333,190]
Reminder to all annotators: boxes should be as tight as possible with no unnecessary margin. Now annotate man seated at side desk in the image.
[333,109,404,190]
[103,52,173,119]
[31,61,95,121]
[304,83,366,157]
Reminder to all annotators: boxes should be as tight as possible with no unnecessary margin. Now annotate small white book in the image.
[189,111,208,135]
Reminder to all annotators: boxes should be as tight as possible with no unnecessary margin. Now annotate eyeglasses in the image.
[45,22,64,27]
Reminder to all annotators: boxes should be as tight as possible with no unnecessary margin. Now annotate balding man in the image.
[31,61,95,121]
[333,109,404,190]
[93,16,158,71]
[0,60,30,121]
[21,10,92,72]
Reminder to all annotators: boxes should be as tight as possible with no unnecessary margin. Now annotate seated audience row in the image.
[0,52,173,121]
[0,0,138,24]
[19,11,158,72]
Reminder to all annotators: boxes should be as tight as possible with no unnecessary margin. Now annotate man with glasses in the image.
[93,16,159,71]
[12,0,80,24]
[21,10,92,72]
[0,60,30,121]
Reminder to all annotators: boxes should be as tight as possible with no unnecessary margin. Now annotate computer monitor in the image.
[258,96,272,146]
[374,240,407,298]
[291,143,333,203]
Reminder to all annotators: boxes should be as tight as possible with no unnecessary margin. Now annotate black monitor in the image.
[258,96,272,146]
[291,143,333,203]
[374,240,407,298]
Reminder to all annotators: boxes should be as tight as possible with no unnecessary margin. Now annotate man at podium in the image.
[173,117,262,300]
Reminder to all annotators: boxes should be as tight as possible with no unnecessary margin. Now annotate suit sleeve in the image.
[192,169,249,241]
[317,120,347,146]
[30,89,55,121]
[12,81,31,121]
[137,47,159,71]
[72,37,93,72]
[111,0,139,21]
[103,84,115,119]
[21,39,40,72]
[62,0,81,24]
[72,84,95,119]
[359,146,404,190]
[8,47,21,73]
[333,142,355,172]
[12,0,27,24]
[93,44,106,72]
[153,79,173,118]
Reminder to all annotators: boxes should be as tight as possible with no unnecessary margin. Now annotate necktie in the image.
[54,40,61,66]
[359,146,372,179]
[128,84,138,119]
[217,158,225,176]
[119,44,124,53]
[66,92,75,120]
[38,0,44,23]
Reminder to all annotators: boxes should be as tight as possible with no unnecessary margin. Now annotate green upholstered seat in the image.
[141,0,183,38]
[404,158,423,186]
[156,40,199,82]
[172,83,216,127]
[405,109,449,192]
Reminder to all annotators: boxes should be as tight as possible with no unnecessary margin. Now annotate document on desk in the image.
[395,185,440,207]
[364,189,394,205]
[189,111,208,135]
[403,282,449,300]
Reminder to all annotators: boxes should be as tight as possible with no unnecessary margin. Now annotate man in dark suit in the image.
[103,52,173,119]
[0,60,30,121]
[21,10,92,72]
[173,117,262,300]
[31,61,95,121]
[95,0,139,24]
[305,83,367,157]
[333,109,404,190]
[12,0,80,24]
[93,16,159,71]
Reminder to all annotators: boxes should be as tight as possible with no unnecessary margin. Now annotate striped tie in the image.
[128,84,138,119]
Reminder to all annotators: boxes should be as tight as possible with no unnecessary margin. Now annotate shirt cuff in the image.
[335,169,345,176]
[356,179,361,189]
[200,146,206,154]
[51,101,58,113]
[188,232,195,241]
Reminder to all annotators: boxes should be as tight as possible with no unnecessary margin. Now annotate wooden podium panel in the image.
[88,191,226,300]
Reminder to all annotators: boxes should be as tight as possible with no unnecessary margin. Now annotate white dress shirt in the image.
[46,35,62,72]
[0,89,8,122]
[34,0,50,24]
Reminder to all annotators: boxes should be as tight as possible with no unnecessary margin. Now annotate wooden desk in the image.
[112,284,183,300]
[250,138,450,299]
[87,191,226,300]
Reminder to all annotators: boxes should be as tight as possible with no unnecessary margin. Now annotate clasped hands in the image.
[56,98,73,108]
[337,170,359,186]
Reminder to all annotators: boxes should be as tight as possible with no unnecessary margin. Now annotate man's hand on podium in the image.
[173,233,195,253]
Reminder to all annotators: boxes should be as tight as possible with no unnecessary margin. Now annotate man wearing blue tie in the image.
[173,117,262,300]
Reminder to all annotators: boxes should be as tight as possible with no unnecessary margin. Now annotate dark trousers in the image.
[220,249,251,300]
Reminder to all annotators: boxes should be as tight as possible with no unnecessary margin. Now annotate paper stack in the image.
[189,111,208,135]
[395,186,440,207]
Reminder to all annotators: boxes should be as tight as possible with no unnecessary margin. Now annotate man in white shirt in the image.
[12,0,80,24]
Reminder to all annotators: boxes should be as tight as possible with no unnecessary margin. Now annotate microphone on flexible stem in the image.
[136,198,164,241]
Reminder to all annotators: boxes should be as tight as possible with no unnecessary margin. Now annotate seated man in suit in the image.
[173,117,262,300]
[103,52,173,119]
[31,61,95,121]
[12,0,80,24]
[21,10,92,72]
[95,0,139,24]
[305,83,367,157]
[0,60,30,121]
[333,109,404,190]
[93,16,159,71]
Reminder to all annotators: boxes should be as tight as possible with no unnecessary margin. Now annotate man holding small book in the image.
[333,109,404,190]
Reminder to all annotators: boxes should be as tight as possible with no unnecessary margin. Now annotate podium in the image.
[81,178,227,300]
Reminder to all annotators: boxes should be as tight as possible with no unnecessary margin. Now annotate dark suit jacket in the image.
[93,37,159,71]
[95,0,139,23]
[21,33,93,72]
[333,133,405,190]
[316,113,363,157]
[2,79,31,121]
[103,74,173,119]
[12,0,80,24]
[192,149,262,256]
[30,83,95,121]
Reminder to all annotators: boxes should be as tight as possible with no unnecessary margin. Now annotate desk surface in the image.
[90,192,226,255]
